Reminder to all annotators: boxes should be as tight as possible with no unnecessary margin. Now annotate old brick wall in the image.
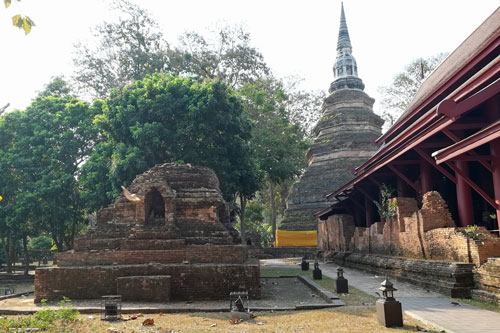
[263,247,318,259]
[35,262,260,302]
[116,276,171,302]
[475,258,500,297]
[332,253,474,298]
[317,214,355,251]
[317,191,500,266]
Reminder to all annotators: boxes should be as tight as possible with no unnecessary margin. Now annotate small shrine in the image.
[35,163,260,302]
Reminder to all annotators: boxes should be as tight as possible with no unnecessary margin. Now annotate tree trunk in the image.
[2,235,11,274]
[278,180,290,215]
[22,235,29,276]
[239,193,247,246]
[70,218,77,250]
[52,232,64,252]
[269,181,277,244]
[6,233,13,274]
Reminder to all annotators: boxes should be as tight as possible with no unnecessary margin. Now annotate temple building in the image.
[279,4,383,237]
[316,8,500,300]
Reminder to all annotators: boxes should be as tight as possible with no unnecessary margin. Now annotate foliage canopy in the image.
[80,74,259,209]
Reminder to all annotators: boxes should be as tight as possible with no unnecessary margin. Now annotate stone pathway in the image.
[263,258,500,333]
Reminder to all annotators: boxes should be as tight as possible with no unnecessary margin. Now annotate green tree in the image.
[72,0,169,98]
[240,79,309,242]
[28,235,53,262]
[378,53,448,128]
[80,74,260,213]
[0,110,23,272]
[242,201,272,247]
[38,76,73,97]
[0,81,98,252]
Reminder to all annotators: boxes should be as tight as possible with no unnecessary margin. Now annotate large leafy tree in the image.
[0,79,98,253]
[378,53,448,128]
[80,74,260,212]
[72,0,169,98]
[0,110,23,272]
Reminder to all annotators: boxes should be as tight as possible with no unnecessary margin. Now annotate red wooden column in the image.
[455,160,474,226]
[420,161,432,194]
[488,96,500,231]
[490,138,500,230]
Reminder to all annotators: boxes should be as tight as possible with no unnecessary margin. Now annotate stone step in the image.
[128,230,179,240]
[74,238,125,251]
[56,245,246,266]
[120,239,186,250]
[184,236,234,245]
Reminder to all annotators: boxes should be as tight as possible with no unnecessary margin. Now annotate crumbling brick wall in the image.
[35,263,260,302]
[318,214,355,251]
[318,191,500,266]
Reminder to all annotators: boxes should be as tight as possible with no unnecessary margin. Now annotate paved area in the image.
[0,275,336,314]
[263,258,500,333]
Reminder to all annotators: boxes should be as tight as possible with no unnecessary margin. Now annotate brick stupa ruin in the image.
[35,163,260,302]
[281,4,383,231]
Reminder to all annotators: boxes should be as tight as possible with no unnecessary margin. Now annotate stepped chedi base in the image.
[35,163,260,302]
[281,4,383,232]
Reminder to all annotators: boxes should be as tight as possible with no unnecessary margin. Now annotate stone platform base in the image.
[34,262,260,303]
[327,252,474,298]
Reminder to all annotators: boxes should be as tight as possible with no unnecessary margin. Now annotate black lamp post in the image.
[301,255,309,271]
[335,267,348,294]
[376,278,403,327]
[313,260,322,280]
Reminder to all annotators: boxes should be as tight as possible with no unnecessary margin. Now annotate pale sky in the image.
[0,0,498,114]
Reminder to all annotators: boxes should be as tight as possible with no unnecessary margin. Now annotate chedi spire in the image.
[330,3,365,92]
[337,3,352,59]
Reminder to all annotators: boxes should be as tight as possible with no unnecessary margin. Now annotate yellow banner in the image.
[275,230,317,247]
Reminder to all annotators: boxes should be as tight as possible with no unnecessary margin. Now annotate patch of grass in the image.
[260,268,376,306]
[0,297,79,331]
[260,267,305,277]
[456,297,500,313]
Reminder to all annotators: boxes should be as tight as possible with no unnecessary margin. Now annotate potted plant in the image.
[373,184,398,221]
